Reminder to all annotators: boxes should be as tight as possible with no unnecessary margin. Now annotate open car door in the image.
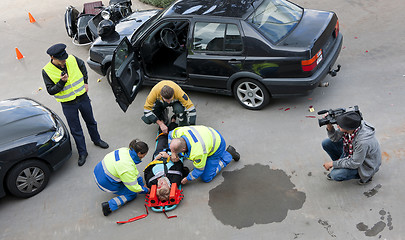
[111,37,143,112]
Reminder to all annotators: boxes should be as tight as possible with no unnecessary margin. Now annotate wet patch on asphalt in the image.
[318,219,336,238]
[356,209,393,237]
[363,184,382,198]
[208,164,306,229]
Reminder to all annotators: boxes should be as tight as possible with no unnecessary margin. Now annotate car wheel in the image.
[106,66,112,86]
[233,79,270,110]
[6,160,50,198]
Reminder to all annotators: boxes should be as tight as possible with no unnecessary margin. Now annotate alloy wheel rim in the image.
[236,82,264,108]
[16,167,45,193]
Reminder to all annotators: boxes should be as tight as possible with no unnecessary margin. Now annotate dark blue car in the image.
[0,98,72,198]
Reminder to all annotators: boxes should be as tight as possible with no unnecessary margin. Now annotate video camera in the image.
[317,105,361,127]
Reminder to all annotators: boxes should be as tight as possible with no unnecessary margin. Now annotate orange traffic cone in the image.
[28,12,36,23]
[16,48,24,60]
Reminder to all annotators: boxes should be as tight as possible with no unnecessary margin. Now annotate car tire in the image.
[6,160,51,198]
[106,66,112,86]
[233,78,270,110]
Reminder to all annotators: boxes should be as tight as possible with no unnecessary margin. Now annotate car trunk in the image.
[279,9,339,73]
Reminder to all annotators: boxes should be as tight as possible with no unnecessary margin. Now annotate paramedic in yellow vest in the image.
[168,125,240,184]
[142,80,196,134]
[42,43,109,166]
[94,139,150,216]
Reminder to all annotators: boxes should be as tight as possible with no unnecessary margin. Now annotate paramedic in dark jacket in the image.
[322,111,381,184]
[42,43,108,166]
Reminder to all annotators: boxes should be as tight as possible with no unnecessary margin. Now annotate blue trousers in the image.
[61,94,101,156]
[322,138,360,181]
[94,162,137,211]
[199,133,232,183]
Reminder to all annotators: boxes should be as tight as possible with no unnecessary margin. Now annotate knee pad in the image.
[141,115,153,124]
[172,102,185,114]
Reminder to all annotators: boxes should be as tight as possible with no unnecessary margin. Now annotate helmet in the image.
[97,19,115,37]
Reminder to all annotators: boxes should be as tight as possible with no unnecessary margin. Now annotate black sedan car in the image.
[0,98,72,198]
[87,0,343,111]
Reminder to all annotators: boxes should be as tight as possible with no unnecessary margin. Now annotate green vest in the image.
[43,55,86,102]
[102,148,143,193]
[170,126,221,169]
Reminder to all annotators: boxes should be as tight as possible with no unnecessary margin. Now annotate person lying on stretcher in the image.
[143,121,189,202]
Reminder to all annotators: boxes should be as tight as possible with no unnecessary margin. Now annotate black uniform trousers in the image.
[61,93,101,156]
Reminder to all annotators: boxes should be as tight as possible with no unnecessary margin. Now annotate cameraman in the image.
[321,111,381,184]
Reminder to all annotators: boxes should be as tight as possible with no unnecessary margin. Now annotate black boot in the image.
[94,140,109,149]
[102,202,112,216]
[78,152,88,166]
[226,145,240,161]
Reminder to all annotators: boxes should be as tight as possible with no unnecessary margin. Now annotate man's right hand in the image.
[181,177,188,185]
[157,120,168,134]
[326,123,334,132]
[154,151,170,161]
[60,73,68,82]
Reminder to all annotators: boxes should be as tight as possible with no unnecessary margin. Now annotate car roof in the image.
[162,0,261,19]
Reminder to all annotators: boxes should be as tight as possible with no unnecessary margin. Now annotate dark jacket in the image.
[144,160,186,188]
[144,122,188,188]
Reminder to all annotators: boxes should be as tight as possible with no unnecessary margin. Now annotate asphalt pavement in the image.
[0,0,404,239]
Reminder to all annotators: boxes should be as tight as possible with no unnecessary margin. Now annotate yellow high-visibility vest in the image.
[101,148,143,193]
[43,55,86,102]
[170,125,220,169]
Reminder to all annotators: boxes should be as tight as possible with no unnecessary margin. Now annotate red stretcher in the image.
[116,183,184,224]
[117,129,184,224]
[146,183,184,212]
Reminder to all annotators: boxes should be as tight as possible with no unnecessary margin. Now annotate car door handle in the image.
[228,59,241,64]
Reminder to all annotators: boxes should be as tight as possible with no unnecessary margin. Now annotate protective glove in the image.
[137,176,144,186]
[140,186,149,194]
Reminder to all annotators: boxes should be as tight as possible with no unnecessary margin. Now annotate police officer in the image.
[93,139,149,216]
[142,80,197,134]
[168,125,240,184]
[42,43,109,166]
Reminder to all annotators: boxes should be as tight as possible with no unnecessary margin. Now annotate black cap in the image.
[46,43,68,60]
[336,112,362,130]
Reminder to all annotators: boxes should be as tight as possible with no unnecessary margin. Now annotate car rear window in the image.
[248,0,303,43]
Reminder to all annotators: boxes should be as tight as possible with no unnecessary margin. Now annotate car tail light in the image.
[302,49,323,72]
[334,20,339,38]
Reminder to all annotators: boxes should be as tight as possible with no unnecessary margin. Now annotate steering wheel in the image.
[160,28,179,49]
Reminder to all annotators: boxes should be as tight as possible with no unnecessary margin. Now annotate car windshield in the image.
[248,0,303,43]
